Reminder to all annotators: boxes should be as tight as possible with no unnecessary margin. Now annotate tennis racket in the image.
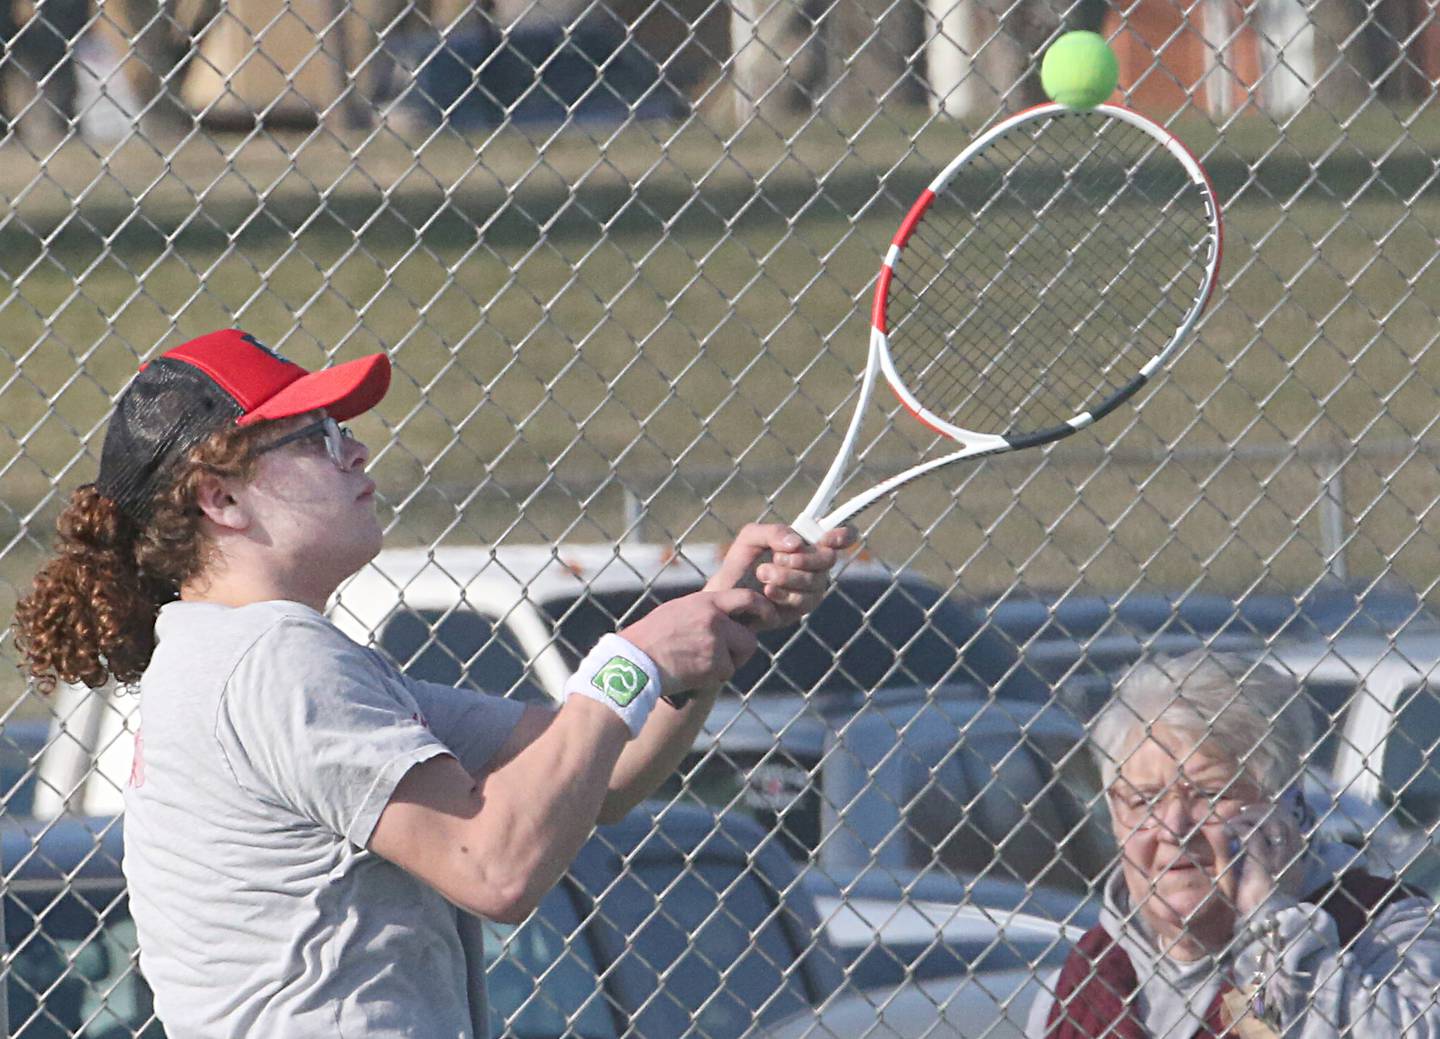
[771,102,1222,548]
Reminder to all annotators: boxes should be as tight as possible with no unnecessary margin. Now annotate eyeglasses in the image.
[256,417,355,468]
[1107,779,1258,832]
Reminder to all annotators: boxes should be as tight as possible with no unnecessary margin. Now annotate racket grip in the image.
[661,550,775,709]
[725,548,773,635]
[735,549,774,595]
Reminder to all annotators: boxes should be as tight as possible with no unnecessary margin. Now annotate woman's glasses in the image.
[1107,778,1258,832]
[256,417,355,468]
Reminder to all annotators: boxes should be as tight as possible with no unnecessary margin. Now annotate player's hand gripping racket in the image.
[754,102,1221,572]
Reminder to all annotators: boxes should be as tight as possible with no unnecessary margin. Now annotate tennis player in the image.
[12,329,854,1038]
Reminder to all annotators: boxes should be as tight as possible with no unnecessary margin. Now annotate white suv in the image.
[328,541,1042,707]
[331,541,722,703]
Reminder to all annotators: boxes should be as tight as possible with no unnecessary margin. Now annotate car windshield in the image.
[5,892,162,1038]
[1380,683,1440,832]
[593,859,814,1036]
[543,576,1037,698]
[375,607,551,703]
[486,886,617,1038]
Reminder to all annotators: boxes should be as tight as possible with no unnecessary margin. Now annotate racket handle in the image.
[666,532,822,706]
[661,551,774,709]
[735,549,774,595]
[724,547,775,638]
[661,550,775,710]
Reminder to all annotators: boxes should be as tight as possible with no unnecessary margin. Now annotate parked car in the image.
[755,870,1097,1039]
[330,542,1042,708]
[0,803,842,1038]
[30,542,1048,821]
[24,551,1440,1032]
[682,690,1112,893]
[990,581,1435,722]
[799,865,1095,991]
[752,881,1085,1039]
[48,548,1423,899]
[329,544,1107,885]
[1260,620,1440,891]
[0,719,48,818]
[392,15,688,131]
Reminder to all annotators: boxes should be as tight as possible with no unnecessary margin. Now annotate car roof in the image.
[333,542,709,631]
[1,802,789,897]
[1266,628,1440,688]
[697,693,1085,757]
[331,542,899,635]
[988,583,1434,645]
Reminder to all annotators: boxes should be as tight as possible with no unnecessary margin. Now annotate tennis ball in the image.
[1041,31,1119,111]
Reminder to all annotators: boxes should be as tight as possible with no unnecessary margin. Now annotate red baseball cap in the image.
[159,329,391,424]
[97,330,391,523]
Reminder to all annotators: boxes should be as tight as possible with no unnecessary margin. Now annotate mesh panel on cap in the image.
[96,359,246,525]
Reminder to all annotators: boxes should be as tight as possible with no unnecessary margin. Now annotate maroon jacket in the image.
[1044,871,1415,1039]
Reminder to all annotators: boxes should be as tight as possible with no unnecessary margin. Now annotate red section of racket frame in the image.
[872,188,935,336]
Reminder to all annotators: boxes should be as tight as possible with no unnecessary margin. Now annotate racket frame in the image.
[789,102,1223,544]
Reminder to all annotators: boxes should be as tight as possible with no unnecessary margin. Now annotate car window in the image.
[1302,678,1356,771]
[485,886,617,1039]
[376,608,549,703]
[5,894,163,1038]
[908,731,1111,893]
[593,860,811,1037]
[0,719,47,817]
[1380,684,1440,831]
[660,749,821,859]
[544,577,1037,698]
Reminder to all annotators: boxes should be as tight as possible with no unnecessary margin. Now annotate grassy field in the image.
[3,103,1440,707]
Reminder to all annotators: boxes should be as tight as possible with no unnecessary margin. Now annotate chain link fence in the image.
[3,0,1440,1034]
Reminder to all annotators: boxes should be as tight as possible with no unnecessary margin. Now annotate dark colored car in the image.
[987,581,1433,720]
[0,719,49,819]
[0,805,842,1038]
[381,566,1045,708]
[395,16,688,131]
[370,553,1084,880]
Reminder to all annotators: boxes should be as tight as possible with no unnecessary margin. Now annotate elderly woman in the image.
[1026,649,1440,1039]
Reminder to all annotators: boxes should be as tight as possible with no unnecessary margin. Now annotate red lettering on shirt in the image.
[129,729,145,789]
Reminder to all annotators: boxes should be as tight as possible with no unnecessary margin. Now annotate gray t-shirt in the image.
[121,599,526,1038]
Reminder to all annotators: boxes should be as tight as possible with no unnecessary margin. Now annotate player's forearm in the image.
[599,685,721,822]
[471,697,630,919]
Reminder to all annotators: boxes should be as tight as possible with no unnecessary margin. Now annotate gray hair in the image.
[1090,649,1316,795]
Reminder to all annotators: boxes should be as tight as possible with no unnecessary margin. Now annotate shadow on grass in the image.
[2,145,1436,278]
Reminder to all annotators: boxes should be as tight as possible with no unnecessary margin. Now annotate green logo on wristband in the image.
[593,656,649,707]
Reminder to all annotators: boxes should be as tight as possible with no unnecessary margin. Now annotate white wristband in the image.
[563,634,661,739]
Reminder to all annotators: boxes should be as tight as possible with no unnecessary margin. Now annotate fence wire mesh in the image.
[2,0,1440,1035]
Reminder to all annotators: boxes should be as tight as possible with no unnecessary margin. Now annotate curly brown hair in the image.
[12,423,270,693]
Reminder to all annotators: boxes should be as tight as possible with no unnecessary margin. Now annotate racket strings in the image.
[886,111,1214,438]
[896,137,1143,426]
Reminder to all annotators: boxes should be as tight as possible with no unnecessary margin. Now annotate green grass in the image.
[4,104,1440,708]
